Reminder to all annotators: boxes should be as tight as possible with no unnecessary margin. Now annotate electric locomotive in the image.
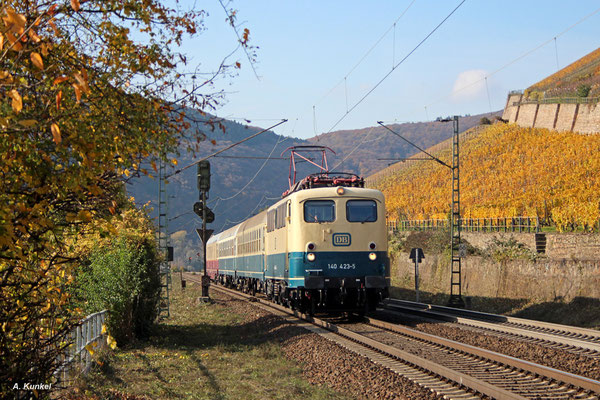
[207,146,390,313]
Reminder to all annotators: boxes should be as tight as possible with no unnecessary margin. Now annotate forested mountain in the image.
[128,110,499,269]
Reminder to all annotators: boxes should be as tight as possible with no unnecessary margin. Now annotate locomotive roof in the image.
[288,186,385,203]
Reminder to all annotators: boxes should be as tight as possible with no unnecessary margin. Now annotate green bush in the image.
[479,117,492,125]
[576,84,591,98]
[76,237,161,344]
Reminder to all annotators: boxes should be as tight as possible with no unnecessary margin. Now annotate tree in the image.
[0,0,253,396]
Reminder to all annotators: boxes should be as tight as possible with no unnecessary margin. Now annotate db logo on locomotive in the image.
[332,233,351,246]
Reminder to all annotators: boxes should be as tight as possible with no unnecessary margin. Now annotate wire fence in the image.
[55,310,107,385]
[388,216,543,233]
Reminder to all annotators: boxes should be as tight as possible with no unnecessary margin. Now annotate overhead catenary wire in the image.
[210,134,289,203]
[425,5,600,109]
[312,0,417,108]
[166,119,287,178]
[325,0,467,135]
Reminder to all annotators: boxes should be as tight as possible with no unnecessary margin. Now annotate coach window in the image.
[346,200,377,222]
[304,200,335,223]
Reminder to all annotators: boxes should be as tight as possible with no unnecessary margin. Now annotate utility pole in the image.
[377,116,464,308]
[158,156,173,319]
[446,116,465,308]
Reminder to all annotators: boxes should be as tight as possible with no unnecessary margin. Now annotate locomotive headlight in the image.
[369,242,376,250]
[307,242,315,251]
[368,252,377,261]
[336,187,345,195]
[307,252,316,262]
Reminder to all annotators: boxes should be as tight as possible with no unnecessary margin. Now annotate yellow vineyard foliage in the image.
[375,123,600,232]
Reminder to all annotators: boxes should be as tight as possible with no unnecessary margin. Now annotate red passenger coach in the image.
[206,232,220,279]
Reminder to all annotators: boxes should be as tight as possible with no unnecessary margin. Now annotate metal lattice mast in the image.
[158,156,171,318]
[448,116,465,307]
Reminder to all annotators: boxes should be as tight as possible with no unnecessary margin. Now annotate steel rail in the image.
[363,316,600,394]
[384,299,600,351]
[183,276,600,399]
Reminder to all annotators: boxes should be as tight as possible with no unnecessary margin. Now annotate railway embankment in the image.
[389,231,600,327]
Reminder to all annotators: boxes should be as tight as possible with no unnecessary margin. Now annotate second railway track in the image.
[184,275,600,400]
[383,299,600,358]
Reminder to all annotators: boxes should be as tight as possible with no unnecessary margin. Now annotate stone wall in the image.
[502,93,600,134]
[393,232,600,302]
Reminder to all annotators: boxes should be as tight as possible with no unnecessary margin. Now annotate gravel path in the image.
[374,310,600,381]
[215,291,444,400]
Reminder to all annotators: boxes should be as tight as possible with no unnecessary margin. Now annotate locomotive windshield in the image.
[304,200,335,223]
[346,200,377,222]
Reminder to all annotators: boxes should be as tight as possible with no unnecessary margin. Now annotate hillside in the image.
[526,47,600,100]
[371,123,600,232]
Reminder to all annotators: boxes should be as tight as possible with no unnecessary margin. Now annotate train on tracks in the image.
[206,146,390,314]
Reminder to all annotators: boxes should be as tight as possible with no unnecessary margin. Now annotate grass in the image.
[74,275,349,400]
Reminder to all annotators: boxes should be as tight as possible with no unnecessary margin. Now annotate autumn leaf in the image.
[30,52,43,70]
[51,123,61,144]
[56,90,62,111]
[0,34,3,51]
[8,89,22,113]
[72,83,82,102]
[53,76,68,85]
[71,0,81,12]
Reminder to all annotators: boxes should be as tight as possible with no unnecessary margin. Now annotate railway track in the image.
[184,276,600,399]
[383,299,600,358]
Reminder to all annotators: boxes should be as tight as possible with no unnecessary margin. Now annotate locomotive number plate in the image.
[332,233,351,246]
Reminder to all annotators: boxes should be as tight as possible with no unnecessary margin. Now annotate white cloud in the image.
[451,69,488,101]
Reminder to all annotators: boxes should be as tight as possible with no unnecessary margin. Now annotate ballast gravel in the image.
[214,291,443,400]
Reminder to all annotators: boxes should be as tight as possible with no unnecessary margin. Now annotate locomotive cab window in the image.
[346,200,377,222]
[304,200,335,223]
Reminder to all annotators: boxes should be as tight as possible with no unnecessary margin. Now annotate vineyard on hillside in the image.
[375,123,600,232]
[526,47,600,99]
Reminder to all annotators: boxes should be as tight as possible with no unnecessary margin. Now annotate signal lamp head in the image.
[336,187,345,195]
[368,252,377,261]
[307,252,316,262]
[307,242,315,251]
[369,242,376,250]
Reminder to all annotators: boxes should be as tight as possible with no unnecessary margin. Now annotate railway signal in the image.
[197,160,211,191]
[196,160,212,299]
[193,201,215,223]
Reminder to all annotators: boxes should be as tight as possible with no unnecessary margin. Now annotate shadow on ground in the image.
[389,286,600,329]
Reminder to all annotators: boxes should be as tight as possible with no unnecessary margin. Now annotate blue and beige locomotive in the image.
[206,149,389,313]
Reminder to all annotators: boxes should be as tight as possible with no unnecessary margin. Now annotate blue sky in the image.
[180,1,600,139]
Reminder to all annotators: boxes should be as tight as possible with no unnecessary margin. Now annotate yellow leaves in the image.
[51,123,61,144]
[101,324,107,334]
[171,158,178,166]
[150,160,157,173]
[71,0,81,12]
[0,33,3,51]
[30,52,43,70]
[17,299,24,308]
[8,89,22,113]
[106,334,117,350]
[85,343,95,356]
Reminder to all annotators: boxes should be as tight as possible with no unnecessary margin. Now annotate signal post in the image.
[195,160,214,298]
